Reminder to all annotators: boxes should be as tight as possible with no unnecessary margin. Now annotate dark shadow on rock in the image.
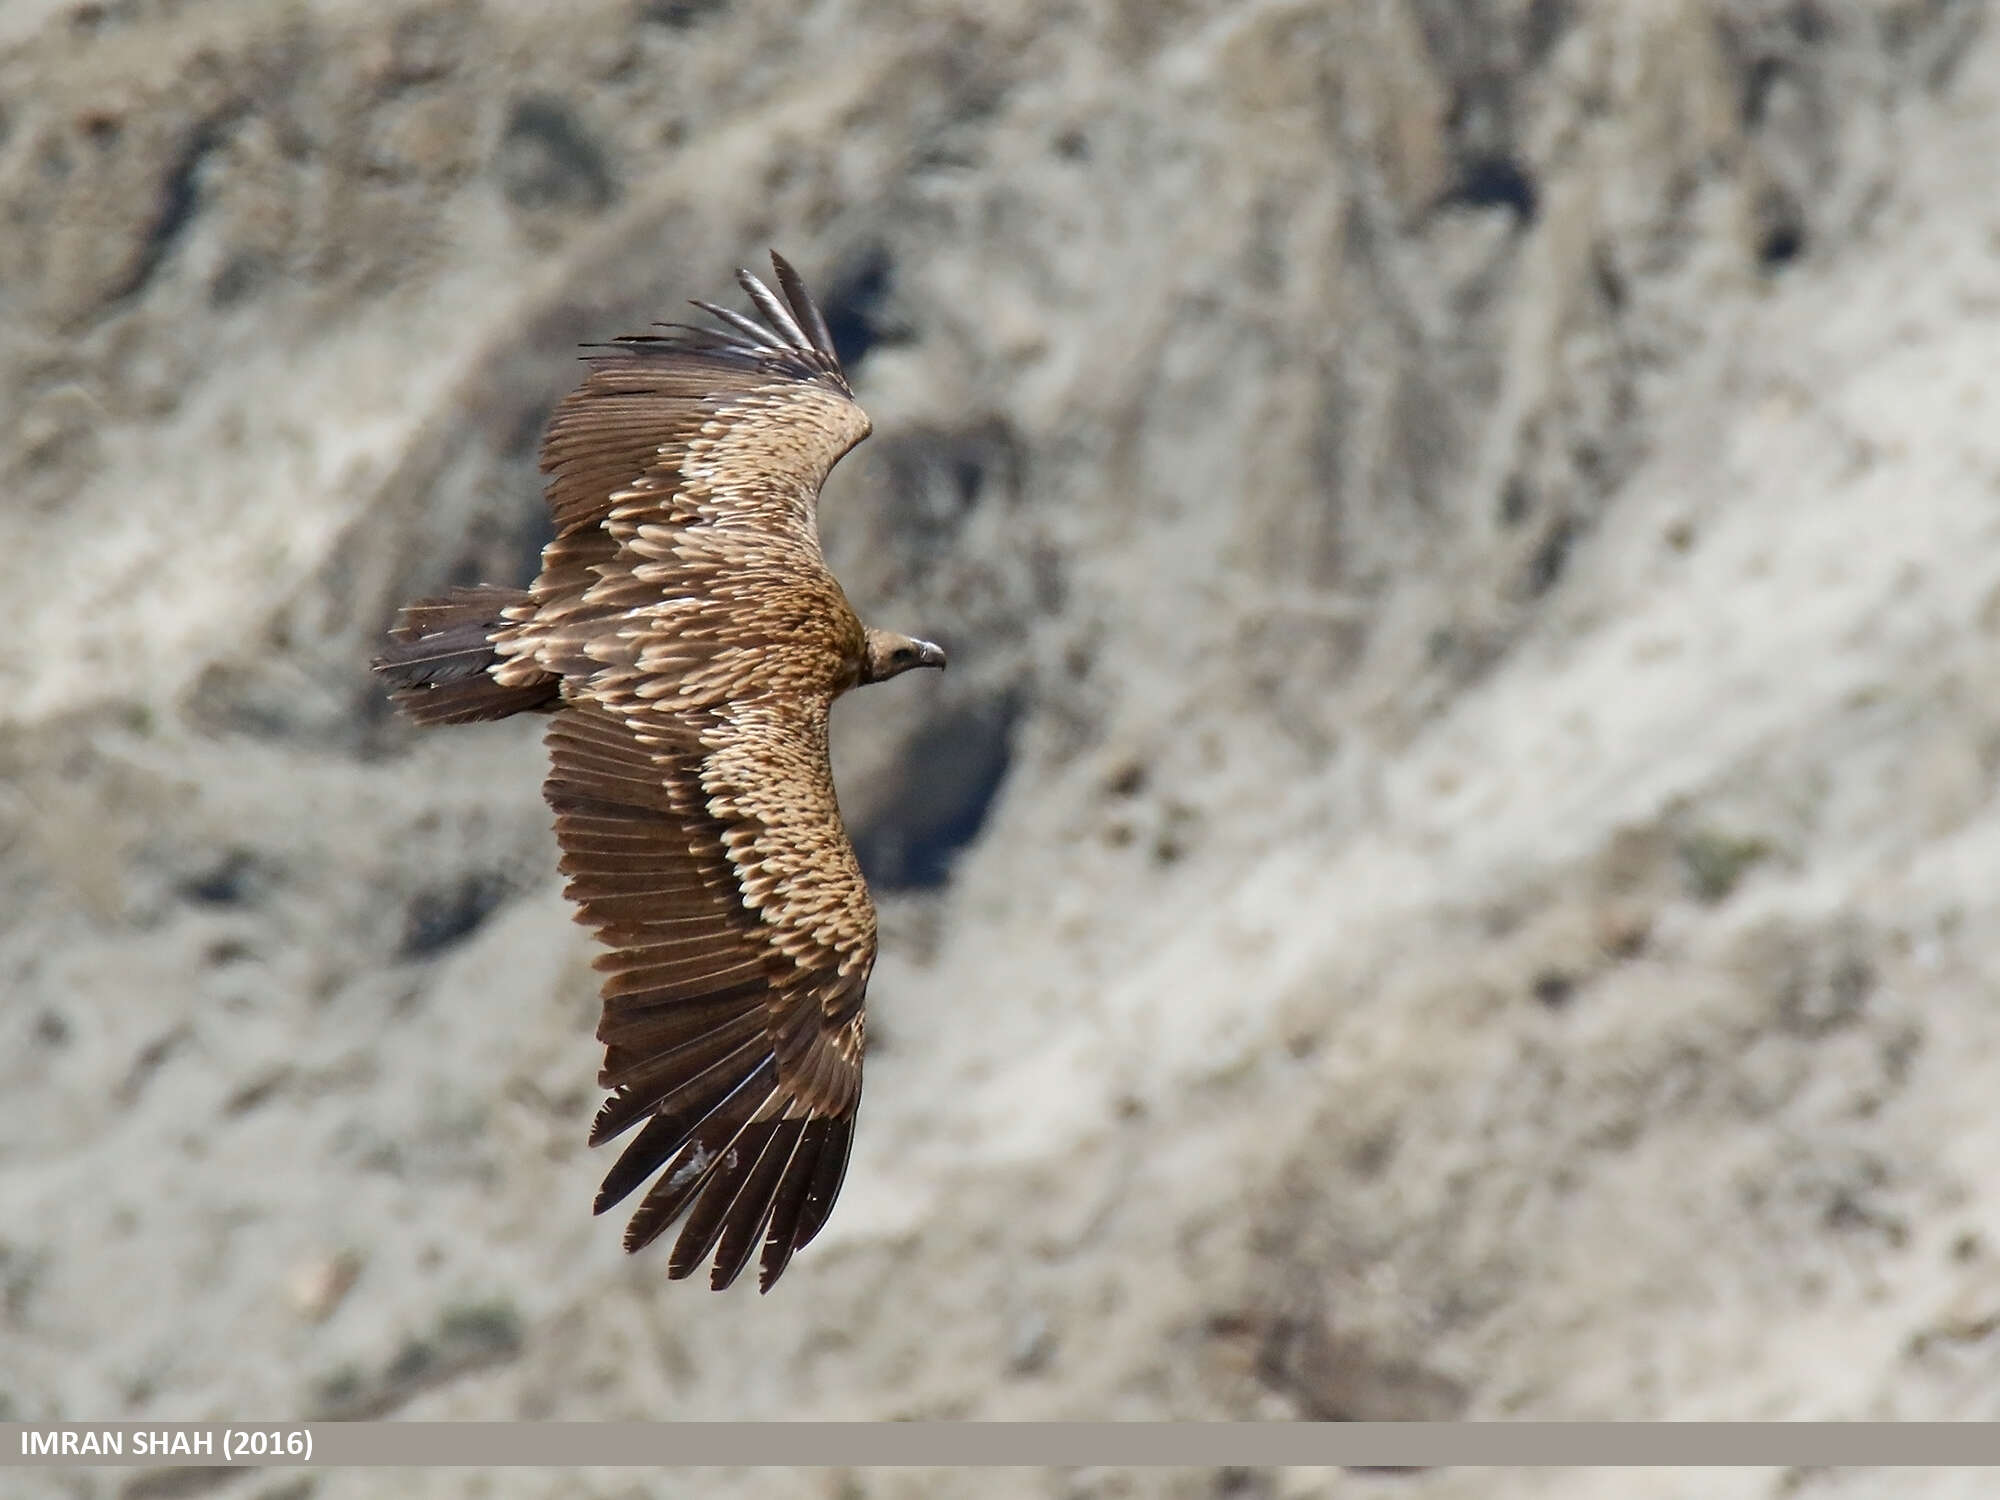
[178,848,273,907]
[819,242,902,370]
[639,0,728,27]
[852,691,1018,891]
[497,96,617,215]
[1440,154,1539,224]
[400,871,515,958]
[111,119,223,306]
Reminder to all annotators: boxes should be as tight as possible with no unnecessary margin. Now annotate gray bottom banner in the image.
[3,1423,1996,1467]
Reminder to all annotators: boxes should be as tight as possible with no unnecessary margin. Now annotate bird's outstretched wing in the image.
[545,252,861,539]
[525,255,879,1291]
[546,698,869,1292]
[499,253,872,692]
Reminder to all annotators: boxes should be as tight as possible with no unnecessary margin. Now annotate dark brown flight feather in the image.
[372,252,944,1291]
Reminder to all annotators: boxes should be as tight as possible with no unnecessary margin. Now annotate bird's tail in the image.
[373,584,559,727]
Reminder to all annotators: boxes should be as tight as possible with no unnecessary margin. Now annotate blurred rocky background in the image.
[4,0,2000,1496]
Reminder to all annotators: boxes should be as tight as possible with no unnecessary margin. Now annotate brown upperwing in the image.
[545,698,868,1292]
[531,255,880,1290]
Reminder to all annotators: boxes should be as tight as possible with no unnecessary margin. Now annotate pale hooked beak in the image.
[914,639,948,671]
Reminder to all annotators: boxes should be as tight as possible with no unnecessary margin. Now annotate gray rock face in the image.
[4,0,2000,1490]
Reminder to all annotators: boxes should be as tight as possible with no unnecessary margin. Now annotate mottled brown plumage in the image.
[373,253,944,1291]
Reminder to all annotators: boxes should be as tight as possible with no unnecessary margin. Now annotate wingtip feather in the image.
[735,266,813,352]
[769,250,839,363]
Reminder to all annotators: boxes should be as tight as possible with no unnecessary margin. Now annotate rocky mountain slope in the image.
[3,1,1999,1496]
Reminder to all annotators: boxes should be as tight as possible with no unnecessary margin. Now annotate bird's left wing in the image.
[507,253,872,688]
[539,251,867,543]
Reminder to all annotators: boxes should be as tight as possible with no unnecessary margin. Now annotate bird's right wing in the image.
[544,695,873,1293]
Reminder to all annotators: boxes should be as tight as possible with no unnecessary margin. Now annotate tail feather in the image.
[374,584,559,727]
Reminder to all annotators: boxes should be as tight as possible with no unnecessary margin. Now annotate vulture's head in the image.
[861,628,948,684]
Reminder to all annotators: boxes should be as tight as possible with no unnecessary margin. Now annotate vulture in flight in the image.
[373,254,945,1291]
